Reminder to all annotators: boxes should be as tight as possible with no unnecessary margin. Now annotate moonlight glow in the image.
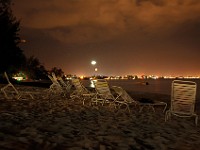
[91,60,96,65]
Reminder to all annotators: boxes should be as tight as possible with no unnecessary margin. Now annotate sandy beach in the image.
[0,84,200,150]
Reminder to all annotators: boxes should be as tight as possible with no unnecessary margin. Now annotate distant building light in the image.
[12,77,23,81]
[80,76,84,79]
[20,39,26,43]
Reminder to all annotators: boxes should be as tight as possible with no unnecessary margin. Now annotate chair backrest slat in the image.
[71,78,89,94]
[94,79,114,99]
[171,80,197,115]
[112,86,135,103]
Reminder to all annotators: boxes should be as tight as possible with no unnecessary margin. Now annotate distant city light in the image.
[20,39,26,43]
[12,77,23,81]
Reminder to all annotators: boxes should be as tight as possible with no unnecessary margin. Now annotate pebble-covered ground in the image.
[0,84,200,150]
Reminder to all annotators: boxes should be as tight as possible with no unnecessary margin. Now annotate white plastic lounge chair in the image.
[70,78,95,105]
[1,72,34,100]
[112,86,137,112]
[92,80,129,110]
[138,98,167,113]
[91,79,115,106]
[112,86,167,113]
[47,73,65,97]
[57,77,72,93]
[165,80,198,126]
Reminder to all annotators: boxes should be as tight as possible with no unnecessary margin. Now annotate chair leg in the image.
[1,87,9,99]
[82,100,85,105]
[127,105,131,113]
[139,106,144,113]
[165,110,168,122]
[119,103,130,113]
[29,94,34,99]
[163,103,167,113]
[11,84,19,95]
[195,115,198,126]
[15,93,34,100]
[1,84,19,99]
[150,106,155,112]
[15,94,22,100]
[165,110,171,122]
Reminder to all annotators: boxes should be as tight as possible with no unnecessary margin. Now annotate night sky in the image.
[12,0,200,76]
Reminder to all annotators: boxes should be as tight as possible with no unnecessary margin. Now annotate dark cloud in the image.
[136,0,166,6]
[12,0,200,76]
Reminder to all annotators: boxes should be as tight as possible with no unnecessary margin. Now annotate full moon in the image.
[91,60,96,65]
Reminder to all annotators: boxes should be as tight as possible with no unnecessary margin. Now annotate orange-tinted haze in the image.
[12,0,200,76]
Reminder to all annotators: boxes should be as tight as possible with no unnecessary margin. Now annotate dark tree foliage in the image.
[50,67,64,78]
[24,56,48,80]
[0,0,26,74]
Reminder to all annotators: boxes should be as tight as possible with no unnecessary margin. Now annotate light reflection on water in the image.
[82,79,200,100]
[90,80,95,88]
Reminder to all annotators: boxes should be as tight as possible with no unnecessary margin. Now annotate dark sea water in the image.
[82,79,200,100]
